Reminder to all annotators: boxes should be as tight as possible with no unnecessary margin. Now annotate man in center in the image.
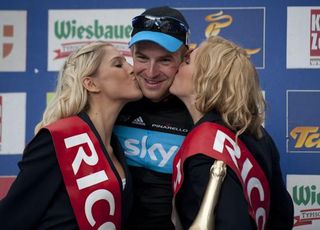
[113,6,193,230]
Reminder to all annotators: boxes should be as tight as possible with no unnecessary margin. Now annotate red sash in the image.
[173,122,270,230]
[46,116,122,230]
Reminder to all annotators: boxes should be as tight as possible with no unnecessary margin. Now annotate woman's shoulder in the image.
[19,129,55,168]
[24,129,53,152]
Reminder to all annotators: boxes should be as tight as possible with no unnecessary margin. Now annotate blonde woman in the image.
[170,36,293,230]
[0,41,142,229]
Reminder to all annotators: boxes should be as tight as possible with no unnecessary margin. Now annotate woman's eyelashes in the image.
[183,49,194,64]
[183,54,190,64]
[112,57,126,68]
[115,62,123,68]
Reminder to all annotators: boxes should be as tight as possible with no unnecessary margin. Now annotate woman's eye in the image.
[114,62,123,68]
[184,56,190,64]
[183,49,194,64]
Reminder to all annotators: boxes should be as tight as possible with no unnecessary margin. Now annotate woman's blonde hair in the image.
[194,36,265,138]
[34,41,112,133]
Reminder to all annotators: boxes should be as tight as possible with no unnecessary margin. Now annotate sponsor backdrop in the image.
[0,0,319,228]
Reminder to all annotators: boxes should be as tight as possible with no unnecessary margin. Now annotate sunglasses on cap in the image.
[132,15,190,45]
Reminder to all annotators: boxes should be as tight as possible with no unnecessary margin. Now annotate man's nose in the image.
[146,62,159,78]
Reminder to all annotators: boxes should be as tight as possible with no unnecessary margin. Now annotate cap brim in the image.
[129,31,183,52]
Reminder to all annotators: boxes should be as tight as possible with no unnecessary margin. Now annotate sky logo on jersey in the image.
[113,126,185,173]
[287,90,320,153]
[179,7,265,69]
[287,175,320,229]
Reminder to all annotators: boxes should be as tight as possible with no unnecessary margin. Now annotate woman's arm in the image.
[0,129,62,229]
[178,154,255,230]
[267,135,294,230]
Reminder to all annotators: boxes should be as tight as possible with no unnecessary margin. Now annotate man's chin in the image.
[142,89,169,102]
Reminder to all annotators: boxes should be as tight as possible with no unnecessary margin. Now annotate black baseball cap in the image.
[129,6,190,52]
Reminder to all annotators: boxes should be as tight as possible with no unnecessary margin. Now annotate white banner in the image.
[0,11,27,72]
[48,9,144,71]
[0,93,26,154]
[287,174,320,229]
[287,7,320,69]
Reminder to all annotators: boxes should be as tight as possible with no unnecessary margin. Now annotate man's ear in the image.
[82,76,100,93]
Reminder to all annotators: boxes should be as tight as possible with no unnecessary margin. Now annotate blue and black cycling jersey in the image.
[113,95,193,230]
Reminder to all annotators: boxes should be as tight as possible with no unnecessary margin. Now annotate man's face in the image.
[132,41,183,102]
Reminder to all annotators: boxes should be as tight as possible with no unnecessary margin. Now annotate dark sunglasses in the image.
[132,15,190,43]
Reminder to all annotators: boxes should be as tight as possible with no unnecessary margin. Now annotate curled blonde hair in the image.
[35,41,112,133]
[194,36,265,138]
